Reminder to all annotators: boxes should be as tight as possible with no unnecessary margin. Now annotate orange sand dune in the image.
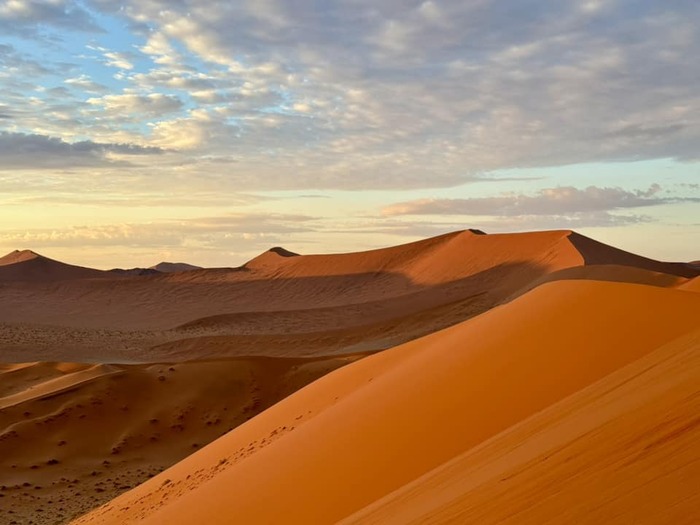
[3,231,698,524]
[343,328,700,524]
[148,262,201,273]
[0,250,108,282]
[2,230,585,330]
[3,231,695,363]
[566,232,697,277]
[72,280,700,524]
[513,263,688,296]
[1,230,695,334]
[0,354,361,524]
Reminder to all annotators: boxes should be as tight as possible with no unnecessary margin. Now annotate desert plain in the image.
[0,229,698,524]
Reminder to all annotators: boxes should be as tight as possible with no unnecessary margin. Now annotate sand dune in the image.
[1,231,695,362]
[72,280,700,524]
[148,262,202,273]
[3,230,586,331]
[0,250,108,283]
[566,232,698,277]
[2,230,698,525]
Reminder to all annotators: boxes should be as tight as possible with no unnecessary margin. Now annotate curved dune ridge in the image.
[71,280,700,524]
[0,230,698,524]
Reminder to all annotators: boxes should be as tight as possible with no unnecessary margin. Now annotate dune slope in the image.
[0,354,362,524]
[0,250,107,282]
[344,328,700,524]
[72,280,700,524]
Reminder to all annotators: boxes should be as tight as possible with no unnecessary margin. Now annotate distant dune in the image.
[0,250,108,282]
[0,230,698,525]
[149,262,202,273]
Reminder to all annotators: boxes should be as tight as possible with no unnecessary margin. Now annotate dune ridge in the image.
[1,230,694,333]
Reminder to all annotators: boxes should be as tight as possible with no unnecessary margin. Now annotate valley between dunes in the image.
[0,229,698,524]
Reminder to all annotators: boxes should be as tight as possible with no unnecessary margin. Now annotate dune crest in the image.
[0,249,43,266]
[0,249,107,283]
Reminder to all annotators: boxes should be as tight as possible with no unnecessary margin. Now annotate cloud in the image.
[103,51,134,70]
[0,132,163,170]
[0,213,317,250]
[86,93,183,119]
[0,0,101,35]
[380,184,700,228]
[1,1,700,189]
[382,185,677,216]
[65,74,108,93]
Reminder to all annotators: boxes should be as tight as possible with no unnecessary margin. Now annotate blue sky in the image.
[0,0,698,268]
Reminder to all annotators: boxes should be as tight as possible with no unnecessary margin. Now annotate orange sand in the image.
[73,280,700,524]
[0,355,362,523]
[0,230,697,524]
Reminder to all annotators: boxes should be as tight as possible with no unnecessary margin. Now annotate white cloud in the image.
[0,0,100,34]
[65,74,107,93]
[0,213,317,251]
[103,51,134,70]
[86,93,183,119]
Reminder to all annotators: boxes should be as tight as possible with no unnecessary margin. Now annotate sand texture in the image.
[0,230,697,524]
[70,280,700,524]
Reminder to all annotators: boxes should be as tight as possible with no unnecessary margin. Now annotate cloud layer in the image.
[382,184,699,227]
[0,0,698,189]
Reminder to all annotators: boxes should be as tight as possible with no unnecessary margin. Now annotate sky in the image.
[0,0,698,269]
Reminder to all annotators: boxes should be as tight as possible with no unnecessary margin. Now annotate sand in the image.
[0,354,363,523]
[0,229,697,524]
[0,250,108,283]
[72,280,700,524]
[344,327,700,524]
[1,230,695,362]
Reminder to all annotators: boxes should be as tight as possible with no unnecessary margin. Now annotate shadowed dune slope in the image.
[0,250,107,282]
[0,354,362,524]
[72,280,700,524]
[567,232,698,278]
